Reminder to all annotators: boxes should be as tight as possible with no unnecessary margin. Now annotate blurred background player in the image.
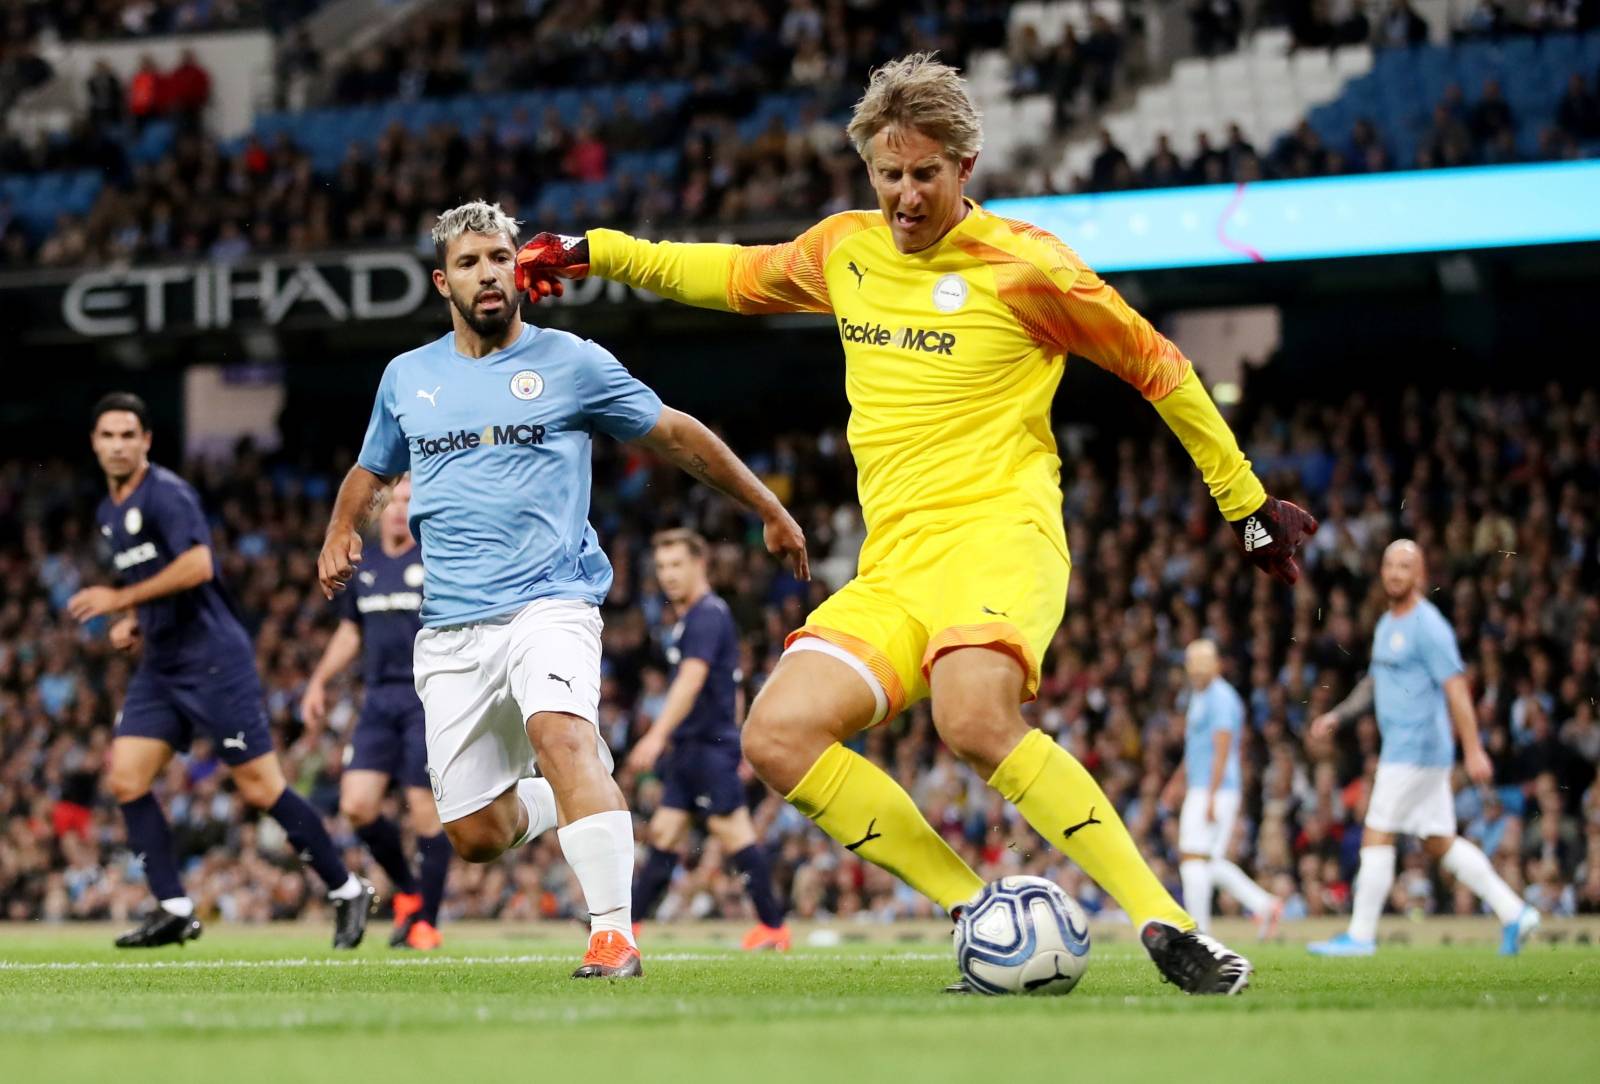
[317,201,807,978]
[301,475,460,951]
[626,529,790,951]
[1309,539,1541,957]
[69,393,375,949]
[1167,639,1283,936]
[515,53,1316,994]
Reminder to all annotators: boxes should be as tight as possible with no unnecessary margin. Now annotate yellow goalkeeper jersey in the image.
[587,201,1263,546]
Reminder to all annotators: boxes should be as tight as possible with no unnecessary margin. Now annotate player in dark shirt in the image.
[66,392,375,949]
[301,476,451,950]
[627,529,789,950]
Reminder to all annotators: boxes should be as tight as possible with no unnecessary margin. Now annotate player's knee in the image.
[444,819,510,864]
[105,769,150,805]
[340,795,379,828]
[931,699,1023,777]
[740,704,816,791]
[527,718,594,775]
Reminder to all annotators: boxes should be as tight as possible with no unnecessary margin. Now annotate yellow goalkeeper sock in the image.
[786,743,983,912]
[989,730,1193,930]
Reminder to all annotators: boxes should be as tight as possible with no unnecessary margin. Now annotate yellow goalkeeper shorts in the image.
[786,516,1069,718]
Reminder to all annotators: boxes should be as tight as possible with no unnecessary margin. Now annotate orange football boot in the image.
[571,930,643,978]
[740,923,792,952]
[405,919,443,951]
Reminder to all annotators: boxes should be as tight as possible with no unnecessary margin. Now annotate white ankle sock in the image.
[557,810,635,945]
[1440,837,1525,924]
[513,777,559,848]
[1349,845,1395,942]
[1210,858,1276,917]
[1180,859,1214,932]
[328,873,364,900]
[159,897,194,917]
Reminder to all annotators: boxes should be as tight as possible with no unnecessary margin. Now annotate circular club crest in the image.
[404,563,425,588]
[428,766,444,802]
[510,370,544,401]
[932,273,969,313]
[124,507,143,535]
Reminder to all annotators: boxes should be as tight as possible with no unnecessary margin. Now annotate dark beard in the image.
[452,288,515,339]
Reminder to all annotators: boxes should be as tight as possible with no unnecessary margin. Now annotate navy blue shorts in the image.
[117,660,274,767]
[345,683,429,790]
[657,740,745,817]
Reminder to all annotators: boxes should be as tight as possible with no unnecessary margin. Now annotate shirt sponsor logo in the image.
[113,542,159,570]
[837,315,956,356]
[357,591,422,613]
[412,423,546,459]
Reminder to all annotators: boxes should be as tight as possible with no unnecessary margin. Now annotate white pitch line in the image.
[0,951,958,973]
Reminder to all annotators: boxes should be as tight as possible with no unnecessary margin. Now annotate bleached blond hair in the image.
[431,200,520,268]
[846,53,984,162]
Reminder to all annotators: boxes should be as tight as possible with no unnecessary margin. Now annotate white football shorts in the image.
[1364,762,1456,839]
[413,597,609,822]
[1178,787,1242,860]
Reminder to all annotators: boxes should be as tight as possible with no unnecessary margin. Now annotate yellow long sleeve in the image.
[587,229,742,312]
[1152,368,1266,521]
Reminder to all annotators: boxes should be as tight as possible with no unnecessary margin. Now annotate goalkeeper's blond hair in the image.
[846,53,984,162]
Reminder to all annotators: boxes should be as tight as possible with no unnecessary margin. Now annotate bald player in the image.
[1168,640,1283,935]
[1308,540,1539,956]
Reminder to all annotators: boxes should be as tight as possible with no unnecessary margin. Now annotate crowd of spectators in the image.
[1005,13,1130,130]
[1288,0,1600,51]
[3,378,1598,930]
[1071,69,1600,192]
[0,0,325,43]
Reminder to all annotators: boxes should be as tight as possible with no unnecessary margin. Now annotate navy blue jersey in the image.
[95,463,251,670]
[339,541,423,687]
[665,592,740,745]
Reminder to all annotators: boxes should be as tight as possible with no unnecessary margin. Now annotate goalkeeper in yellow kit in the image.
[516,54,1317,994]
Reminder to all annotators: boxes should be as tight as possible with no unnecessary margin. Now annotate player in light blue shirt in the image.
[1169,640,1280,934]
[1309,540,1538,957]
[316,202,808,979]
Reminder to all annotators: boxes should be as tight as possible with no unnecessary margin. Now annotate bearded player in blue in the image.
[317,201,808,980]
[1309,539,1540,956]
[69,393,375,950]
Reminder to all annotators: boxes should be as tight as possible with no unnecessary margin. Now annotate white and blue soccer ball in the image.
[953,876,1091,995]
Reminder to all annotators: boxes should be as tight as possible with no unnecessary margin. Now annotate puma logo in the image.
[847,261,867,288]
[1061,807,1101,840]
[548,673,574,691]
[417,386,440,407]
[844,818,882,852]
[222,732,247,752]
[1023,955,1069,991]
[981,605,1009,617]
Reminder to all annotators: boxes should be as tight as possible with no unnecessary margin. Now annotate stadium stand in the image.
[4,380,1598,926]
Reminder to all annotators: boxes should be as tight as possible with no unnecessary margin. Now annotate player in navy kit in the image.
[627,529,790,950]
[302,475,457,950]
[68,393,375,949]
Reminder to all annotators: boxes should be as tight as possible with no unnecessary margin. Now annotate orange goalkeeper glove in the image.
[514,232,590,302]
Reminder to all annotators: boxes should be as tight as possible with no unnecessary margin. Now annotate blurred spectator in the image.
[126,54,165,130]
[1379,0,1431,47]
[85,61,124,129]
[1556,74,1600,141]
[1190,0,1244,57]
[167,48,213,124]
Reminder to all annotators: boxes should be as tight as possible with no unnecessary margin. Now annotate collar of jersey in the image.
[889,197,985,262]
[449,323,536,364]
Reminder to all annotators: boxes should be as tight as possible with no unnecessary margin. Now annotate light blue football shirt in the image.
[1185,676,1244,792]
[357,324,662,627]
[1370,599,1462,768]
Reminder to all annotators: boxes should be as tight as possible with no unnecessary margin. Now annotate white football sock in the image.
[513,777,559,848]
[1440,837,1525,924]
[328,873,364,900]
[1210,859,1277,917]
[1180,859,1214,932]
[557,809,635,945]
[159,897,194,917]
[1348,845,1395,942]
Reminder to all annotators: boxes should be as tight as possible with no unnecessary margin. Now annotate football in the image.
[953,876,1091,995]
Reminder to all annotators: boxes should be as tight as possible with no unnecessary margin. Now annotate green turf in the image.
[2,928,1597,1084]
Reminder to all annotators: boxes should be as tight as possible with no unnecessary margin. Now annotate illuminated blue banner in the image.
[987,161,1600,272]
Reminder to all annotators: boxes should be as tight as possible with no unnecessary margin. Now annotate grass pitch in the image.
[2,923,1597,1084]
